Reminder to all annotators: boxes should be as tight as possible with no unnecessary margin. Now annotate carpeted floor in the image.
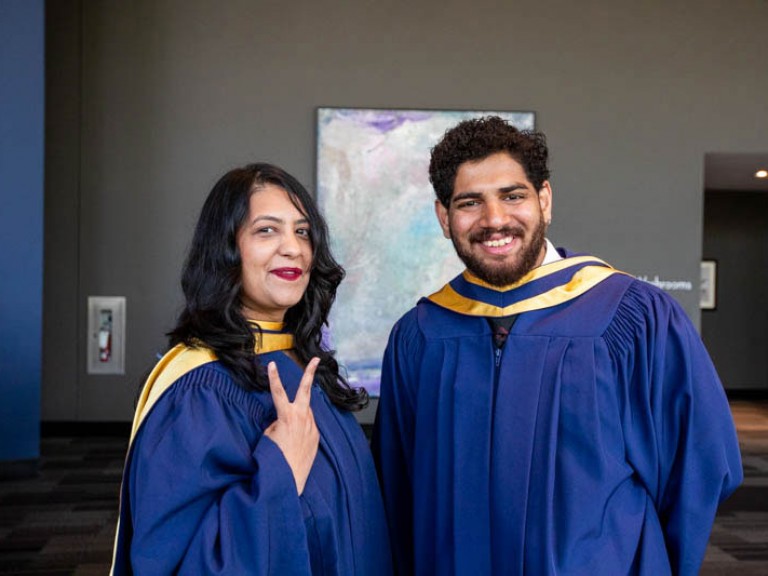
[0,435,125,575]
[702,400,768,575]
[1,401,767,575]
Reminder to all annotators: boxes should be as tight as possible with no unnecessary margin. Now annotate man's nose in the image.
[481,199,507,228]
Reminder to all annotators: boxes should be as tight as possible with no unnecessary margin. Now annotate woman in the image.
[111,163,393,575]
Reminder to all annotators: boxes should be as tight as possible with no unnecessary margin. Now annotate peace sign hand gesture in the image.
[264,357,320,495]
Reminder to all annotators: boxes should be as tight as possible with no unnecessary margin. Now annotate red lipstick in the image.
[271,267,303,281]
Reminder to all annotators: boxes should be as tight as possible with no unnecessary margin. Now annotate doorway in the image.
[702,153,768,393]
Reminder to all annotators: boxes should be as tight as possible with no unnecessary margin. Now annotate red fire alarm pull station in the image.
[87,296,126,375]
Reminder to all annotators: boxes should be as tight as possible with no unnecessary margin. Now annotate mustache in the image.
[469,226,525,243]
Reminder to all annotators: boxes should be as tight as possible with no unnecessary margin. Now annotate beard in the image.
[450,214,547,287]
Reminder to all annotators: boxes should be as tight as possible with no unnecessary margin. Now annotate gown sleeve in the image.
[372,312,423,576]
[606,282,743,576]
[125,364,312,575]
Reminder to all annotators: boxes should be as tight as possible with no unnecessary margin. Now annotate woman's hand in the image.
[264,357,320,495]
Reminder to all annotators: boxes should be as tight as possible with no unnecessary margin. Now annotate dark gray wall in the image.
[44,0,768,421]
[702,191,768,391]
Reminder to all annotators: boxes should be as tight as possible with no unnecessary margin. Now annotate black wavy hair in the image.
[168,162,368,412]
[429,115,551,207]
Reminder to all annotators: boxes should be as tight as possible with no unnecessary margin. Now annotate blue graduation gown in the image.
[112,350,392,575]
[372,252,742,576]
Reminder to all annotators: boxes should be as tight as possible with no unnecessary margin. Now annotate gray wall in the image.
[702,191,768,391]
[44,0,768,422]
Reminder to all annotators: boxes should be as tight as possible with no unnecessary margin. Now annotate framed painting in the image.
[700,259,717,310]
[316,107,536,395]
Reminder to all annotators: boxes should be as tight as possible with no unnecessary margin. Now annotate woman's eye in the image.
[296,228,311,238]
[257,226,275,234]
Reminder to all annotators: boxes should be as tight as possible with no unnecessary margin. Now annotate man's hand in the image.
[264,357,320,495]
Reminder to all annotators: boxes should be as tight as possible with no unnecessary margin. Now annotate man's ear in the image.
[435,200,451,239]
[539,181,553,225]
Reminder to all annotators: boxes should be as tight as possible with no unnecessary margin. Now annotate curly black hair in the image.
[168,163,368,412]
[429,115,550,207]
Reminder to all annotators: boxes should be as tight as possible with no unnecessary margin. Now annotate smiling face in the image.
[237,183,313,322]
[435,151,552,287]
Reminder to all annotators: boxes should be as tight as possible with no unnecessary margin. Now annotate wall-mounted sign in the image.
[636,275,694,292]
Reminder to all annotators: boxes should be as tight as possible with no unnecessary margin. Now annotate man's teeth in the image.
[483,237,513,247]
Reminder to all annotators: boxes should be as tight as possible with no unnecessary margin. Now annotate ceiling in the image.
[705,153,768,191]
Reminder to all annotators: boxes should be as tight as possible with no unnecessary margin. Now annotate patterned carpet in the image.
[702,400,768,576]
[0,401,767,575]
[0,434,125,575]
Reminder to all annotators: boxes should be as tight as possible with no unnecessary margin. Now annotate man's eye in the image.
[457,200,479,208]
[503,194,523,202]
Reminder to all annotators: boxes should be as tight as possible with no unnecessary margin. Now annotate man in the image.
[372,116,742,575]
